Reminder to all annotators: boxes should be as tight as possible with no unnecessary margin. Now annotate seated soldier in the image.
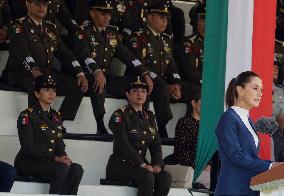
[15,75,84,195]
[73,0,152,135]
[173,2,205,93]
[1,0,88,122]
[128,1,191,137]
[0,161,16,192]
[106,76,172,196]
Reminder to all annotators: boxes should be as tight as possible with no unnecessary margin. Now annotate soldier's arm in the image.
[73,29,99,74]
[53,112,67,157]
[9,20,39,73]
[147,112,163,166]
[166,38,181,85]
[54,27,84,77]
[115,34,148,76]
[57,0,79,34]
[17,112,54,159]
[108,111,144,166]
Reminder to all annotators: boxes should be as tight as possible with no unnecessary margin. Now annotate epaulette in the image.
[45,20,57,28]
[20,107,33,117]
[108,25,119,31]
[276,39,284,47]
[162,32,173,39]
[145,108,155,115]
[119,105,129,112]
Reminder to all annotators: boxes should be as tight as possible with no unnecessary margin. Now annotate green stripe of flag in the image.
[193,0,229,182]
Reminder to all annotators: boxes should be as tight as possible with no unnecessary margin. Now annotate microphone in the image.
[255,117,279,136]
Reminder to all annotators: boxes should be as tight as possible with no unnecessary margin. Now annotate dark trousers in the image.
[16,160,83,195]
[14,71,84,121]
[88,74,172,124]
[0,161,16,192]
[106,157,172,196]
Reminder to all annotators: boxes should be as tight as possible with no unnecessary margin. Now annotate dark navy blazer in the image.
[215,108,272,196]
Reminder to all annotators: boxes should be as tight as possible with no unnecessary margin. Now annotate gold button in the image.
[143,131,147,134]
[154,61,157,64]
[139,150,142,154]
[48,148,52,152]
[104,59,107,62]
[152,136,155,139]
[161,52,163,54]
[105,48,108,51]
[52,130,55,133]
[51,140,54,143]
[141,141,145,144]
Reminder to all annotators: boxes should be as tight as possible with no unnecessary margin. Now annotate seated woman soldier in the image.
[106,76,172,196]
[14,75,83,195]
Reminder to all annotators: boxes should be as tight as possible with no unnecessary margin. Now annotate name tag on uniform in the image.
[40,124,48,131]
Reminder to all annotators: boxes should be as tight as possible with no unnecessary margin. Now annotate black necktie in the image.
[38,24,44,34]
[45,111,51,120]
[101,30,106,39]
[155,35,160,41]
[137,111,144,120]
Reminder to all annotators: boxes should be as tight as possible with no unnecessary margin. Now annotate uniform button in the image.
[52,130,55,133]
[153,136,155,139]
[105,48,108,51]
[47,60,50,64]
[48,148,52,152]
[51,140,54,143]
[143,131,147,134]
[161,73,164,76]
[123,159,126,162]
[154,61,157,64]
[102,69,106,72]
[104,59,107,62]
[141,141,145,144]
[139,150,142,154]
[161,52,163,54]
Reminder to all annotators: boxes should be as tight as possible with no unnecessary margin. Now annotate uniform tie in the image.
[38,24,44,34]
[45,111,52,120]
[101,30,106,39]
[137,111,144,120]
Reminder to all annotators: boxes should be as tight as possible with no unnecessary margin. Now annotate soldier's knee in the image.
[70,163,84,177]
[138,170,155,187]
[53,162,69,176]
[161,170,172,187]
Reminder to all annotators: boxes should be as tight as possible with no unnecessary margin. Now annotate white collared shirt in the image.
[231,106,259,147]
[28,14,43,26]
[147,25,160,37]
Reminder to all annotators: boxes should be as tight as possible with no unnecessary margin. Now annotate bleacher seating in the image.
[0,1,210,195]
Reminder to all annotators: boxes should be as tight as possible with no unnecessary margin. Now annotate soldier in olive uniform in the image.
[174,2,205,90]
[1,0,88,121]
[128,2,183,137]
[9,0,79,34]
[73,0,151,134]
[14,75,83,195]
[106,76,172,196]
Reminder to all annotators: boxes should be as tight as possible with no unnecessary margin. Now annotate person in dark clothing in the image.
[73,0,150,134]
[106,76,172,196]
[1,0,88,121]
[15,75,84,195]
[0,161,16,192]
[9,0,79,34]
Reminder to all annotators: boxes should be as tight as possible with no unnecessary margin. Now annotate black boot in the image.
[157,122,168,138]
[96,116,109,135]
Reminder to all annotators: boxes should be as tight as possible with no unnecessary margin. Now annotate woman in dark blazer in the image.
[215,71,282,195]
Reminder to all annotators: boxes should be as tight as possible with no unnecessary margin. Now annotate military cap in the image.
[127,76,148,91]
[189,2,206,26]
[34,75,56,91]
[27,0,50,4]
[88,0,113,12]
[145,1,170,16]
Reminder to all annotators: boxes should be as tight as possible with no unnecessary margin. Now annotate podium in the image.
[250,164,284,195]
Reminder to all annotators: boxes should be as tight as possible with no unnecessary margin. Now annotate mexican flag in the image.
[193,0,276,182]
